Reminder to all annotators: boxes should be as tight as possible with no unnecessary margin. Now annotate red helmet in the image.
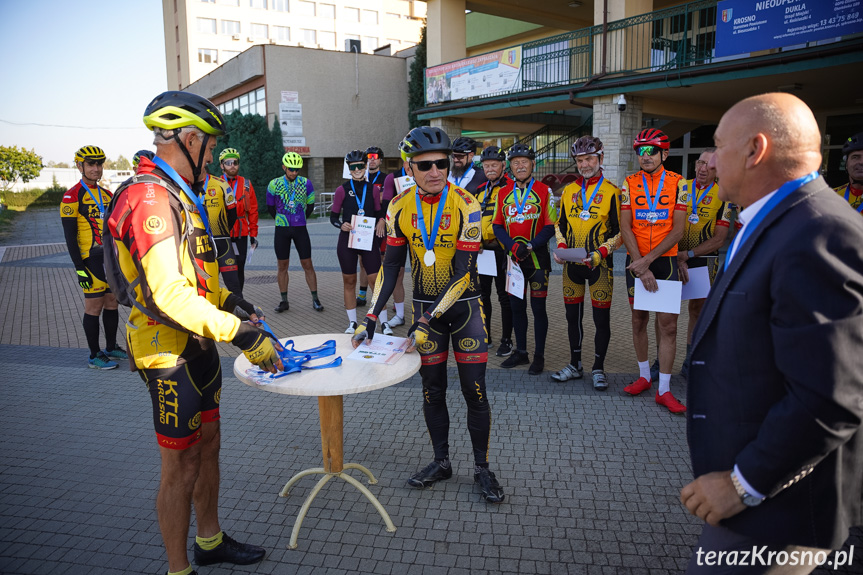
[633,128,670,151]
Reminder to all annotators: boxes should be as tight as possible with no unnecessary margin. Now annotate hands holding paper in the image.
[340,221,352,232]
[627,256,658,292]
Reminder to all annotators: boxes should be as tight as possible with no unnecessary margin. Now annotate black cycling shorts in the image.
[274,225,312,260]
[82,253,110,298]
[625,255,679,302]
[688,256,720,286]
[139,346,221,450]
[337,230,382,275]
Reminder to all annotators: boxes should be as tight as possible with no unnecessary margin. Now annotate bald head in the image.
[711,92,822,205]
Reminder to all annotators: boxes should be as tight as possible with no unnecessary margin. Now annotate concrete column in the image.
[425,0,466,67]
[591,94,643,187]
[308,156,326,193]
[431,117,463,143]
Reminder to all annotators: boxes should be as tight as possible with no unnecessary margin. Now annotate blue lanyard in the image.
[414,184,450,252]
[455,168,471,188]
[80,180,105,218]
[350,179,368,212]
[225,174,238,198]
[368,171,380,186]
[844,184,863,213]
[514,178,534,216]
[282,176,299,211]
[691,181,714,212]
[581,175,604,211]
[725,171,818,270]
[641,170,666,213]
[152,156,212,237]
[399,167,406,177]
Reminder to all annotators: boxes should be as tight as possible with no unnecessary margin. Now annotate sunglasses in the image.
[222,159,238,167]
[410,158,450,172]
[85,160,105,166]
[348,163,366,171]
[367,153,379,160]
[451,153,468,160]
[636,146,661,157]
[285,167,299,172]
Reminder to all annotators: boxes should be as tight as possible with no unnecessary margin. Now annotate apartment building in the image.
[163,0,426,88]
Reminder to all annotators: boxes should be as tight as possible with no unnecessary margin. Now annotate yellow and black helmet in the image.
[219,148,240,161]
[282,152,303,169]
[143,91,226,136]
[74,146,106,163]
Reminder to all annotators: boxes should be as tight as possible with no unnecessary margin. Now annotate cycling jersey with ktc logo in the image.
[201,174,236,238]
[61,181,113,263]
[679,178,732,254]
[621,167,688,257]
[555,172,621,259]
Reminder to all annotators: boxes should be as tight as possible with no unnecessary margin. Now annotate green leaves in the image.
[0,146,43,192]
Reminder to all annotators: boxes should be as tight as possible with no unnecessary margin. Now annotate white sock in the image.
[395,302,404,318]
[658,373,671,395]
[380,309,388,324]
[347,308,357,323]
[638,361,651,380]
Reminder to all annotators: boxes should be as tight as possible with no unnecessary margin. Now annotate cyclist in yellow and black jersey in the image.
[351,126,505,505]
[200,172,241,295]
[836,132,863,213]
[61,145,126,370]
[551,136,621,390]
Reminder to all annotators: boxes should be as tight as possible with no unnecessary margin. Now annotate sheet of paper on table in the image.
[348,215,376,251]
[634,279,682,314]
[553,247,588,262]
[477,249,497,276]
[347,334,410,365]
[681,265,711,301]
[506,258,525,299]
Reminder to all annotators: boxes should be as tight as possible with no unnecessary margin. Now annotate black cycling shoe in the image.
[193,533,265,566]
[474,467,505,503]
[356,296,367,307]
[528,354,544,375]
[274,301,289,313]
[312,298,324,312]
[650,358,660,382]
[500,350,529,369]
[407,459,453,488]
[495,338,513,357]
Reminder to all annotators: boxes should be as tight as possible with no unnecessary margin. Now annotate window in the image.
[198,48,218,64]
[274,25,290,42]
[220,0,239,5]
[362,10,378,25]
[197,17,216,34]
[318,3,335,19]
[344,33,359,42]
[363,36,378,50]
[386,12,400,20]
[344,7,359,22]
[221,20,240,35]
[297,1,315,16]
[387,38,400,49]
[319,30,335,49]
[223,50,240,61]
[301,28,316,45]
[250,23,268,38]
[218,87,266,116]
[273,0,289,11]
[250,0,267,8]
[201,0,215,3]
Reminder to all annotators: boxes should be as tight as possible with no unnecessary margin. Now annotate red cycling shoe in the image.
[624,377,652,395]
[655,391,686,414]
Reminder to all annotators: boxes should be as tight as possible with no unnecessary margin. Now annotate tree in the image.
[209,111,286,213]
[46,160,71,169]
[408,25,429,129]
[113,155,131,170]
[0,146,42,192]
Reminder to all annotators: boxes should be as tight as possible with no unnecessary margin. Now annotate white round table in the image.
[233,333,421,549]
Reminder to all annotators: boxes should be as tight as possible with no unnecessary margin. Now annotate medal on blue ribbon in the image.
[351,179,367,216]
[415,184,450,267]
[689,181,714,224]
[580,175,603,221]
[641,171,666,224]
[513,178,534,224]
[80,179,105,220]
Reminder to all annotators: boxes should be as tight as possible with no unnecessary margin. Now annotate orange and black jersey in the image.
[106,158,242,370]
[369,183,482,322]
[679,179,732,254]
[476,175,513,244]
[61,180,113,268]
[201,174,237,238]
[620,167,688,258]
[835,183,863,213]
[555,172,621,262]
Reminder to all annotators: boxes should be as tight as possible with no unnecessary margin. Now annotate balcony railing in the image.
[425,0,729,106]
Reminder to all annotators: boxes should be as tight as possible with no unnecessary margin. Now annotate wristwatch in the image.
[687,250,695,259]
[731,470,765,507]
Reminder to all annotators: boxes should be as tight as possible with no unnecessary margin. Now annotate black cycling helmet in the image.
[843,132,863,156]
[571,136,604,159]
[480,146,506,162]
[143,90,226,183]
[401,127,452,159]
[365,146,384,159]
[507,143,536,161]
[345,150,367,164]
[452,137,478,154]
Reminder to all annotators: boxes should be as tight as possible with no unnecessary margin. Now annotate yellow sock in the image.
[168,565,194,575]
[195,531,224,550]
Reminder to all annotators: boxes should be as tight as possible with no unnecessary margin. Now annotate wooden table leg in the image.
[318,395,343,473]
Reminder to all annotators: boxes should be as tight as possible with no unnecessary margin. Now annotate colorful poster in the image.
[425,47,522,104]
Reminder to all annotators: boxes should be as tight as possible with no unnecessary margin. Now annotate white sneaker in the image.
[387,315,405,327]
[382,322,394,336]
[550,363,583,382]
[345,321,358,334]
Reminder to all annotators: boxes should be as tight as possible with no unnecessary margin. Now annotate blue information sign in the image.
[715,0,863,57]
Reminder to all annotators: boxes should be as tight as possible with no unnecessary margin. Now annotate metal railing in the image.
[425,0,722,105]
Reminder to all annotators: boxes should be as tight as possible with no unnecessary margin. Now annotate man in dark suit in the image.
[680,92,863,573]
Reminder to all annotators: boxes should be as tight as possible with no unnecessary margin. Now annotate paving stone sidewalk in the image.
[1,208,859,574]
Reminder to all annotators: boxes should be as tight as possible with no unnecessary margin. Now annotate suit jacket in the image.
[687,176,863,549]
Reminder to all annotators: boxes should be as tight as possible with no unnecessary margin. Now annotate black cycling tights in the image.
[565,302,611,371]
[509,265,550,357]
[415,298,491,466]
